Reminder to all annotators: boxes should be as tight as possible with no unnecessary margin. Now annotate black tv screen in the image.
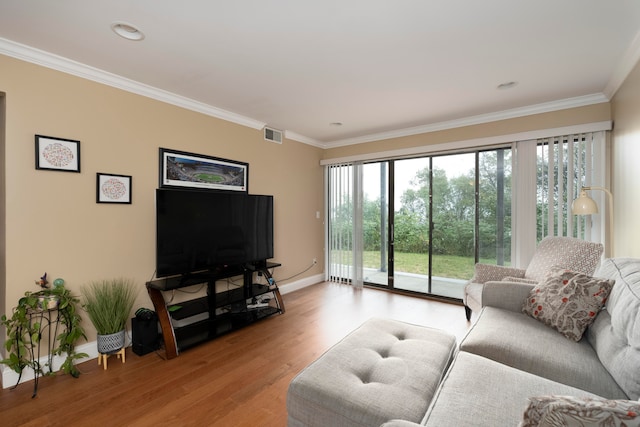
[156,189,274,278]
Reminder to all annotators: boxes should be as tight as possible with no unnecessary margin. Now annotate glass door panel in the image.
[428,153,476,299]
[362,162,388,286]
[392,158,431,293]
[478,149,512,266]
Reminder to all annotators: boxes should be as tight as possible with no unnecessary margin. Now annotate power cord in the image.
[275,260,317,283]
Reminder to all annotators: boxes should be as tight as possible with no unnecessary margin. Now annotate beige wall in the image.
[611,60,640,258]
[0,54,324,342]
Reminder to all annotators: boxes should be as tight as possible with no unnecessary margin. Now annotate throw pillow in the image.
[519,395,640,427]
[522,267,614,341]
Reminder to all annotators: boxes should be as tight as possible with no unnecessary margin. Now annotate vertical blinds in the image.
[536,131,606,243]
[327,163,364,288]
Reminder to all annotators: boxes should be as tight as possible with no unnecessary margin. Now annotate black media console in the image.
[146,261,284,359]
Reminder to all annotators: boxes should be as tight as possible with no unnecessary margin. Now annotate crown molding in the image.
[283,130,324,147]
[0,37,619,150]
[0,38,266,131]
[604,29,640,98]
[324,93,610,148]
[320,120,612,166]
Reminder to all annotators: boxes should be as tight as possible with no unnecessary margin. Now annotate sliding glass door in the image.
[329,147,512,300]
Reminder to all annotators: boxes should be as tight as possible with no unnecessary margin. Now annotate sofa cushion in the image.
[522,267,614,341]
[422,352,603,427]
[460,307,627,399]
[519,395,640,427]
[588,258,640,400]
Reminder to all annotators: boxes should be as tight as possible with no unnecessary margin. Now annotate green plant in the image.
[1,286,88,378]
[82,278,138,335]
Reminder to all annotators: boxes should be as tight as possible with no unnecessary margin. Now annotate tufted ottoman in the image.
[286,317,457,427]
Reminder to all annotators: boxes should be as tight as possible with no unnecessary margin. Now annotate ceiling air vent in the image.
[264,127,283,144]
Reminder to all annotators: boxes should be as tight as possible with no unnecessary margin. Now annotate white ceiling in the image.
[1,1,640,148]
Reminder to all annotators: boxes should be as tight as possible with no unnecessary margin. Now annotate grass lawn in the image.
[358,251,501,280]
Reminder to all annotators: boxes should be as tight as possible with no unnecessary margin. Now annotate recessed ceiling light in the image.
[497,81,518,90]
[111,21,145,41]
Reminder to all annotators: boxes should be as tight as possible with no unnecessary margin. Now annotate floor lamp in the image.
[571,186,614,257]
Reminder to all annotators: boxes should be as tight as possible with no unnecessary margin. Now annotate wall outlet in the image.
[313,258,317,265]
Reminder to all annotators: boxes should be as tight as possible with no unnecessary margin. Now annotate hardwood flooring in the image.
[0,282,472,427]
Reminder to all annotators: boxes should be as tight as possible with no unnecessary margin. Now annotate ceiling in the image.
[1,1,640,148]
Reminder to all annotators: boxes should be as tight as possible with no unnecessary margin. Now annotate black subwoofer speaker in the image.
[132,316,160,356]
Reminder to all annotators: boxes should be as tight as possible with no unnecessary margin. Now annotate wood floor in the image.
[0,282,472,427]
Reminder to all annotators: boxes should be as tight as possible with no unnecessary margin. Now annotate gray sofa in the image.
[382,257,640,426]
[287,257,640,426]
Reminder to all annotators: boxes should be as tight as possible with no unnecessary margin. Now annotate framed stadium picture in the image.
[159,148,248,192]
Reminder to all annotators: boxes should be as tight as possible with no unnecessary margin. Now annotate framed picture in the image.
[159,148,248,192]
[97,173,132,204]
[35,135,81,172]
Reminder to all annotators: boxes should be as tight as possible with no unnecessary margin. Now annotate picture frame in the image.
[159,148,248,192]
[96,173,132,204]
[35,135,81,172]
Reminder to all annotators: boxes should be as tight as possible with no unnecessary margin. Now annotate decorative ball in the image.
[53,278,65,288]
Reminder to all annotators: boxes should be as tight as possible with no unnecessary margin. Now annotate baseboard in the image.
[278,273,324,295]
[2,340,100,389]
[2,272,324,389]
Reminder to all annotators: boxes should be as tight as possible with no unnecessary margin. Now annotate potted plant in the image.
[1,283,88,380]
[82,278,138,354]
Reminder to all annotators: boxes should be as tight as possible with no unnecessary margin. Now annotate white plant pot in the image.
[38,295,59,310]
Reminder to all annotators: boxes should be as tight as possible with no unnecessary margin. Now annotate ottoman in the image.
[286,317,457,427]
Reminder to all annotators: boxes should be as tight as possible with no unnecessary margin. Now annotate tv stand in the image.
[146,261,284,359]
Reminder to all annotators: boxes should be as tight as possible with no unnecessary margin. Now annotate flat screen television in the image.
[156,188,274,278]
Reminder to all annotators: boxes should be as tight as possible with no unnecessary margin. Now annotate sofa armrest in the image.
[472,263,526,284]
[379,421,422,427]
[481,281,535,313]
[501,276,538,284]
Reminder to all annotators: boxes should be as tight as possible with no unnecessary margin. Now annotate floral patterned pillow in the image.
[519,395,640,427]
[522,267,614,341]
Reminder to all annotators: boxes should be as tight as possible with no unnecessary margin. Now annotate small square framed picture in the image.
[96,173,132,204]
[35,135,81,172]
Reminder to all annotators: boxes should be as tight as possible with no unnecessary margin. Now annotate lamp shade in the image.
[572,189,599,215]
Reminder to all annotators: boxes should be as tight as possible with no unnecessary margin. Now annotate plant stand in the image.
[2,286,87,397]
[23,307,61,397]
[96,330,126,370]
[97,348,125,370]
